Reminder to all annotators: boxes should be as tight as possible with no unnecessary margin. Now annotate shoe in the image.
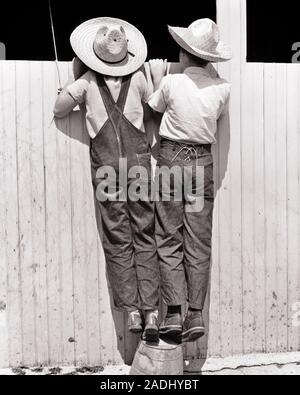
[128,311,143,334]
[182,311,205,343]
[160,313,183,341]
[143,311,159,343]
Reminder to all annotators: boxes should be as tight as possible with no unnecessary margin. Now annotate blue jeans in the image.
[155,138,214,310]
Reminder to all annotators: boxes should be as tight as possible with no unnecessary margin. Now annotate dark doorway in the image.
[0,1,216,62]
[247,0,299,63]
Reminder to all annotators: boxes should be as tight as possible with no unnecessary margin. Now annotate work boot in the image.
[160,313,183,342]
[182,311,205,343]
[128,311,143,334]
[143,311,159,343]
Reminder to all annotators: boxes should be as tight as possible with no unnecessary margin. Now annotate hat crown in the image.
[94,25,128,63]
[168,18,232,62]
[188,19,220,51]
[70,17,148,76]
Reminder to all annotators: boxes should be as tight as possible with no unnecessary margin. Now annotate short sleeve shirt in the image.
[148,66,231,145]
[67,69,152,139]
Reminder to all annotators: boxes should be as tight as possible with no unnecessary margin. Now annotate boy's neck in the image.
[181,61,208,72]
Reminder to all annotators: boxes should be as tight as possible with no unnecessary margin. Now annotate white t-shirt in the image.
[67,70,152,139]
[148,66,231,145]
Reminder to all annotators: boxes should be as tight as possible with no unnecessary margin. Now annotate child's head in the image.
[179,48,209,69]
[169,19,232,67]
[70,17,147,78]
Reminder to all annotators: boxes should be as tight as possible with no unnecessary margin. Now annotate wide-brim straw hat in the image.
[70,17,148,77]
[168,18,232,63]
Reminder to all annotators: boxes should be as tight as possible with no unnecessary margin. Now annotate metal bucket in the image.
[130,339,184,376]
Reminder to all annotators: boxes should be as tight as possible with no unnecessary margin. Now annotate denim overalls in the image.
[90,73,160,313]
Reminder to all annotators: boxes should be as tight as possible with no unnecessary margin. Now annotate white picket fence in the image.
[0,0,300,370]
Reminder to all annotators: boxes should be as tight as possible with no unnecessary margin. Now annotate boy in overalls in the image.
[148,19,232,342]
[54,17,160,343]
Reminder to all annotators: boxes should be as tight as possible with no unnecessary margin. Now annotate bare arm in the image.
[149,59,168,91]
[53,58,88,119]
[53,87,78,119]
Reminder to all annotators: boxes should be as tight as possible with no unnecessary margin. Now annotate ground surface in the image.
[202,363,300,375]
[1,363,300,375]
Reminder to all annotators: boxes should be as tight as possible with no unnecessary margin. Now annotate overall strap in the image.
[139,65,147,80]
[96,73,132,116]
[96,73,117,116]
[116,74,132,113]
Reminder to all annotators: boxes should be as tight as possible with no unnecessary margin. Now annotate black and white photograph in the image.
[0,0,300,381]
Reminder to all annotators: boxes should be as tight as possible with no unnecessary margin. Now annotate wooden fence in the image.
[0,0,300,370]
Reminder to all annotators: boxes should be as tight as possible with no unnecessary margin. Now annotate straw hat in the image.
[168,18,232,63]
[70,17,148,77]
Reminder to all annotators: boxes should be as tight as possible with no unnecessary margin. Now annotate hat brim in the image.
[71,17,148,77]
[168,26,232,63]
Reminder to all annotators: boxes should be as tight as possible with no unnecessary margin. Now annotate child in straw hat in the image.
[54,17,160,343]
[148,19,232,343]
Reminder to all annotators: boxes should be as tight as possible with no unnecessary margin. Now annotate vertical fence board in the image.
[208,141,222,358]
[241,62,255,354]
[0,61,9,368]
[81,109,102,366]
[297,67,300,352]
[217,0,235,358]
[264,64,278,353]
[2,61,23,367]
[286,65,300,352]
[29,61,49,366]
[43,62,62,365]
[227,0,243,356]
[69,109,89,366]
[252,64,266,353]
[275,65,288,353]
[55,63,76,365]
[16,61,36,366]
